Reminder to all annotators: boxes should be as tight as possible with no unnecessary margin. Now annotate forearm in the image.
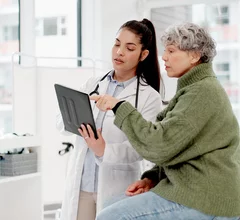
[107,96,161,164]
[113,102,196,166]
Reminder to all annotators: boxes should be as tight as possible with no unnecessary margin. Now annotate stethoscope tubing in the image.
[89,71,139,109]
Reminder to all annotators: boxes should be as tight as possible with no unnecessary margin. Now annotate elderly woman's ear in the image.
[190,51,201,65]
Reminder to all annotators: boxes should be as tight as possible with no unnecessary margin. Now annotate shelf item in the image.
[0,152,38,176]
[0,135,42,220]
[0,135,41,151]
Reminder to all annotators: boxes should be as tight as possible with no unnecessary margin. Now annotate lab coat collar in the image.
[97,72,148,100]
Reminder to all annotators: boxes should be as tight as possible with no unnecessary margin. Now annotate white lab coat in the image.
[57,75,162,220]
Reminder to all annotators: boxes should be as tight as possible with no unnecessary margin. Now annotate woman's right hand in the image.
[125,178,154,196]
[90,94,120,111]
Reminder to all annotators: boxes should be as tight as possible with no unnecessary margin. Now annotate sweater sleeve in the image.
[114,85,216,166]
[141,165,166,184]
[101,90,162,164]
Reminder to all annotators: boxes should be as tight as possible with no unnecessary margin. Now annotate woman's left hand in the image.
[78,124,105,157]
[125,178,154,196]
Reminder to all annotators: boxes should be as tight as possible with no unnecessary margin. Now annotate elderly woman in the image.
[87,22,240,219]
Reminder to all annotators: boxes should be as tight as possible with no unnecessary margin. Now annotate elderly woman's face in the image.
[162,44,199,78]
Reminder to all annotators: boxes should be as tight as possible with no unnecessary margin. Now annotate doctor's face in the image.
[112,28,143,75]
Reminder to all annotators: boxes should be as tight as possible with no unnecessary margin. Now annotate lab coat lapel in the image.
[117,78,146,100]
[98,79,109,95]
[91,78,109,118]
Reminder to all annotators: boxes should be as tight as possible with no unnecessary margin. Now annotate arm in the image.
[78,124,140,163]
[87,90,162,163]
[114,86,216,166]
[102,91,162,163]
[125,165,162,196]
[141,165,165,184]
[125,177,156,196]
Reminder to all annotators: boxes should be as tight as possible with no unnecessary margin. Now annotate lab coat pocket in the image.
[112,161,141,194]
[98,161,141,212]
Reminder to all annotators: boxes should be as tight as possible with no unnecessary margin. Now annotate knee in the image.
[96,209,112,220]
[96,207,121,220]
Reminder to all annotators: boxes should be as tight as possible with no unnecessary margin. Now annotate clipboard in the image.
[54,84,97,138]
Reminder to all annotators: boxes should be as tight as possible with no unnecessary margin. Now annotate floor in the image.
[44,214,57,220]
[44,203,61,220]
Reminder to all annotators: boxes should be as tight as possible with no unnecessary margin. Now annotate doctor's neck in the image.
[113,70,136,82]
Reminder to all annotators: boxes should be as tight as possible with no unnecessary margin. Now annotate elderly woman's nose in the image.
[162,51,167,61]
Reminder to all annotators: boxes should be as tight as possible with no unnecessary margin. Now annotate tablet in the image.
[54,84,97,138]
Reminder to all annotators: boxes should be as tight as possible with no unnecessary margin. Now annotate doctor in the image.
[56,18,163,220]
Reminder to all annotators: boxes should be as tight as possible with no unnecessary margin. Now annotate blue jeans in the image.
[97,191,240,220]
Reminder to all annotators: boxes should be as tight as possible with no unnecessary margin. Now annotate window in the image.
[43,18,58,36]
[215,62,230,85]
[0,66,12,105]
[151,5,192,54]
[11,0,19,4]
[216,74,230,84]
[3,25,19,41]
[213,5,229,25]
[35,16,67,37]
[0,1,19,134]
[59,17,67,36]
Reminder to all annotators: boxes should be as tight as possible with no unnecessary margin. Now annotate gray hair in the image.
[161,22,217,63]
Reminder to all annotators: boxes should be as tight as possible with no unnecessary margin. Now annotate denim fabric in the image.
[97,191,240,220]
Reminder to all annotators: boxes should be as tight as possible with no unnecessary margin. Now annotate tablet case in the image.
[54,84,97,138]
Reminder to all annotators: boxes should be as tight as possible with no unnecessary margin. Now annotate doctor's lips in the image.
[114,58,124,63]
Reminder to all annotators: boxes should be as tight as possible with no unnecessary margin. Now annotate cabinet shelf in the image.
[0,172,41,184]
[0,135,41,150]
[0,104,12,112]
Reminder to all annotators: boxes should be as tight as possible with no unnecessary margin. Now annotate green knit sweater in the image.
[114,63,240,217]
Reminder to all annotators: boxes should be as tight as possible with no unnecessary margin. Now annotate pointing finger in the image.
[89,95,101,101]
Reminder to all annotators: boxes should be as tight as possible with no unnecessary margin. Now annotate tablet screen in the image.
[55,84,97,138]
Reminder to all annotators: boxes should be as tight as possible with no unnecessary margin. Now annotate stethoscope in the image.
[89,71,140,109]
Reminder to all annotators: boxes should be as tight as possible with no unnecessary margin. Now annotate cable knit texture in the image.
[114,63,240,217]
